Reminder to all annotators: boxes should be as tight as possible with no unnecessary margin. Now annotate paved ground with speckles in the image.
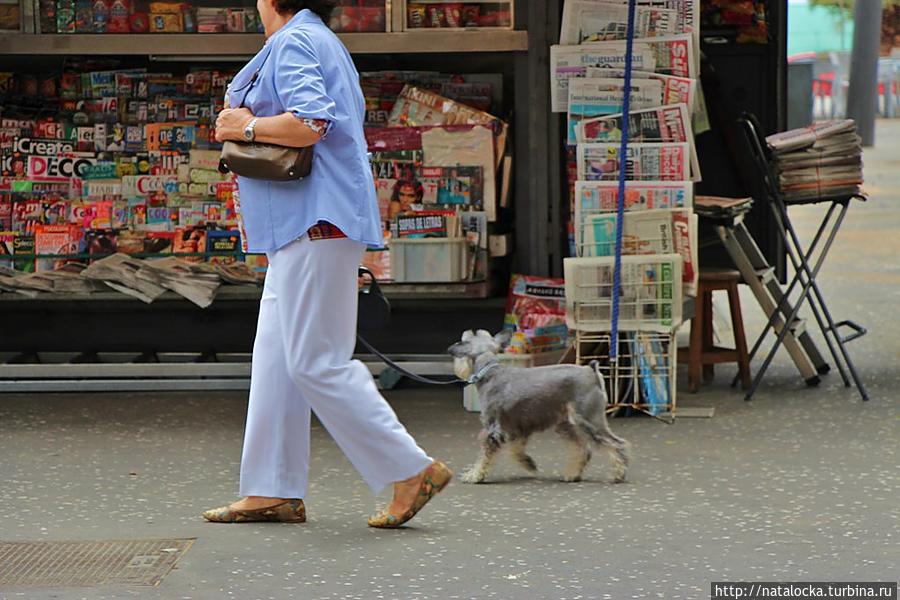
[1,122,899,599]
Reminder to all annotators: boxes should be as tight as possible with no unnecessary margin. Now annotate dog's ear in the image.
[494,328,514,350]
[475,329,493,340]
[448,341,472,357]
[461,330,476,342]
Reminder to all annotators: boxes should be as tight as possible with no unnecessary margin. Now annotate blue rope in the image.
[609,0,638,361]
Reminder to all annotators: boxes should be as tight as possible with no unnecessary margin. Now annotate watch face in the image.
[243,126,254,141]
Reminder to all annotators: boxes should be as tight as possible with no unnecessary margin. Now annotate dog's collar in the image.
[467,362,501,385]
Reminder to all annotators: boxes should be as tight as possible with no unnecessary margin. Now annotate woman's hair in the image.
[391,179,424,203]
[273,0,338,20]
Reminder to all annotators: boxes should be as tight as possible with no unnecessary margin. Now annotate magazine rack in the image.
[564,255,683,333]
[575,330,677,417]
[738,114,868,401]
[564,254,683,417]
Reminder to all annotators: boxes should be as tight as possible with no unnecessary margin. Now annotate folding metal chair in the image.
[737,114,868,401]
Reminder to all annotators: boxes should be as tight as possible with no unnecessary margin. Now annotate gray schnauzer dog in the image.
[449,329,630,484]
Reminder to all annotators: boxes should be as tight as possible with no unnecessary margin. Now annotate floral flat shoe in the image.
[368,460,453,529]
[202,499,306,523]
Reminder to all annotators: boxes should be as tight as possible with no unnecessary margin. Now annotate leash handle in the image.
[356,334,467,387]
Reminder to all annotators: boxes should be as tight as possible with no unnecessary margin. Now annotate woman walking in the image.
[203,0,451,528]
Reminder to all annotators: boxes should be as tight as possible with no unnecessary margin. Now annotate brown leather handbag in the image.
[218,62,313,181]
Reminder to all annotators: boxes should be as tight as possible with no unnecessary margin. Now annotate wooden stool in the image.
[681,268,752,392]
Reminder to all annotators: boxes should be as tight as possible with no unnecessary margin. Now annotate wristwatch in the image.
[243,117,259,142]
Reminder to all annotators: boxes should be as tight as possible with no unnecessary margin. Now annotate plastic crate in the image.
[564,254,683,333]
[390,237,467,283]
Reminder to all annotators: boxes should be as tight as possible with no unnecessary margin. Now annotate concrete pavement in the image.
[1,121,899,599]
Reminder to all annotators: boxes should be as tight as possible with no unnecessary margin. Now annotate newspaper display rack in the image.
[556,0,702,418]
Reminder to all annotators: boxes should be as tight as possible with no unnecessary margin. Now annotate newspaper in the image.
[564,254,683,331]
[561,0,698,45]
[576,104,700,181]
[551,35,696,112]
[577,208,696,294]
[81,253,168,303]
[581,34,697,78]
[576,142,691,181]
[766,120,862,201]
[573,180,693,273]
[138,256,221,308]
[766,119,857,154]
[560,1,678,44]
[580,66,708,134]
[550,43,657,112]
[567,78,664,144]
[584,68,696,111]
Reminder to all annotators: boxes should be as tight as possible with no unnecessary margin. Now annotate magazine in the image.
[460,211,488,281]
[387,85,507,165]
[566,78,664,144]
[503,274,570,353]
[393,210,459,239]
[418,166,484,208]
[632,331,670,415]
[576,104,700,181]
[206,229,241,265]
[420,126,497,221]
[0,230,13,268]
[34,223,83,272]
[576,142,691,181]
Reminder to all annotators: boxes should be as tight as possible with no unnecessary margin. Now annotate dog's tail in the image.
[589,360,604,399]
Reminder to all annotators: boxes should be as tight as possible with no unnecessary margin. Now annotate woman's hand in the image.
[215,107,255,143]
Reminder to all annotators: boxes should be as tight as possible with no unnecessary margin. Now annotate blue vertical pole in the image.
[609,0,638,361]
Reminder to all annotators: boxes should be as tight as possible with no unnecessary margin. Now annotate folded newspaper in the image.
[694,195,754,220]
[81,254,168,303]
[575,103,700,180]
[576,142,691,181]
[138,256,222,308]
[560,0,699,48]
[567,78,664,144]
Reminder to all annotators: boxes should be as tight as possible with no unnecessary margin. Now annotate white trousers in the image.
[239,235,432,498]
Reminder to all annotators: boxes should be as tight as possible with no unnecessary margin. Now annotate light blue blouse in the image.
[225,9,382,253]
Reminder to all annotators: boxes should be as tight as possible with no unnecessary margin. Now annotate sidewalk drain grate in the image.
[0,538,195,587]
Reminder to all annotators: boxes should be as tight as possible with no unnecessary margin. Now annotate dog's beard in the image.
[453,357,473,380]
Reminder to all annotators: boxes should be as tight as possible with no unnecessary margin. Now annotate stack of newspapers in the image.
[555,0,702,297]
[557,0,706,414]
[766,119,863,203]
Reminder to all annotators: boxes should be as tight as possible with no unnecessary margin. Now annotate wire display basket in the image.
[576,330,677,417]
[564,254,683,333]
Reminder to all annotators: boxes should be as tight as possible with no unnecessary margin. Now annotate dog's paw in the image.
[561,473,583,483]
[612,462,627,483]
[516,455,538,473]
[460,469,486,484]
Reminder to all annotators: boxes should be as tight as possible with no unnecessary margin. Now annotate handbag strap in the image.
[237,49,274,109]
